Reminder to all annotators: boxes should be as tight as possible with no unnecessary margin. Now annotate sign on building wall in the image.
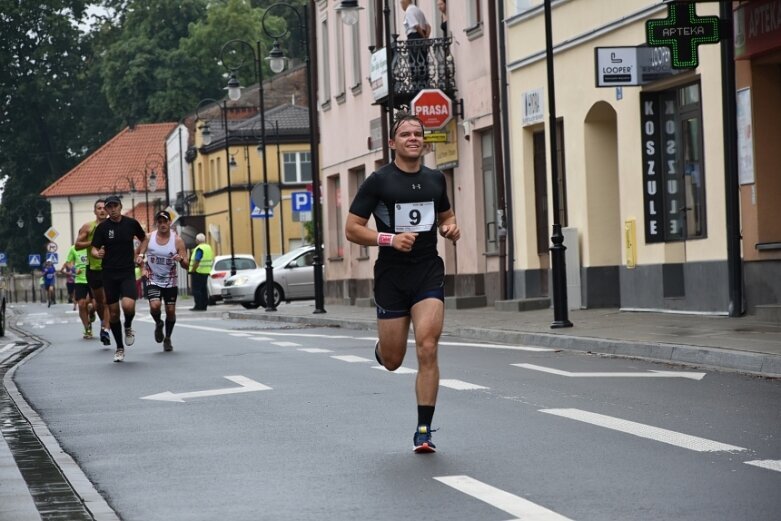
[370,49,389,101]
[737,88,755,185]
[435,119,459,170]
[734,0,781,59]
[640,92,684,243]
[522,88,544,125]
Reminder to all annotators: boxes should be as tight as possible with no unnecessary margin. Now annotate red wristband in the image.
[377,233,395,247]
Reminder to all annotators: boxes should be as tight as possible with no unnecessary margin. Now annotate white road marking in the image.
[140,375,271,403]
[298,348,333,353]
[356,336,555,352]
[248,336,273,341]
[745,460,781,473]
[372,365,417,374]
[540,408,747,452]
[0,343,16,354]
[331,355,373,363]
[272,341,301,347]
[229,333,252,337]
[440,379,489,390]
[435,475,574,521]
[514,363,706,380]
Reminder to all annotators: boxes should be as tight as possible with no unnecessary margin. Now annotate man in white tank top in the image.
[136,210,189,352]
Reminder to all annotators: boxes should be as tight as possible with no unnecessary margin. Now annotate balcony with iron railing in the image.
[385,36,456,109]
[175,190,204,216]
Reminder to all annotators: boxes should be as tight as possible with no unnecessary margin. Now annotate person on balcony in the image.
[437,0,447,35]
[401,0,431,88]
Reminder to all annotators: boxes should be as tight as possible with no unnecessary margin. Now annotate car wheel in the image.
[257,284,283,308]
[241,302,261,310]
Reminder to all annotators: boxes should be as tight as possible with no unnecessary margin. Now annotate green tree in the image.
[0,0,118,270]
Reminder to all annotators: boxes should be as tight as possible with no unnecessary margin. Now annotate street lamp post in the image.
[145,153,164,231]
[196,98,237,276]
[264,1,326,314]
[221,38,277,311]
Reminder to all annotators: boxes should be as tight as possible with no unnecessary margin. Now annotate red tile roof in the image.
[41,123,177,198]
[125,201,157,232]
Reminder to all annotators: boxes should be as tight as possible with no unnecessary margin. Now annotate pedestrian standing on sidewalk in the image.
[59,260,76,309]
[75,199,111,346]
[345,113,460,453]
[136,210,188,352]
[188,233,213,311]
[91,195,146,363]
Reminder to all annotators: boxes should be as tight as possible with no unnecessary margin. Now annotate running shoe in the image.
[125,327,135,346]
[163,338,173,352]
[83,326,93,339]
[100,329,111,346]
[154,321,164,343]
[113,348,125,363]
[413,425,436,454]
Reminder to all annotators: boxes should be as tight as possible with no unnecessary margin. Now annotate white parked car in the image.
[207,254,258,304]
[222,245,316,309]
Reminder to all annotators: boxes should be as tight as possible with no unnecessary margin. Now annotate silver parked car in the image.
[222,245,316,309]
[207,254,258,305]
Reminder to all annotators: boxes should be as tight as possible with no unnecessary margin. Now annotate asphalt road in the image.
[8,302,781,520]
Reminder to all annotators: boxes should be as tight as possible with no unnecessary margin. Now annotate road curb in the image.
[226,311,781,378]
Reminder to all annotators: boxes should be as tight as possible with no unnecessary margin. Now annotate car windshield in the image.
[272,248,311,268]
[214,258,257,271]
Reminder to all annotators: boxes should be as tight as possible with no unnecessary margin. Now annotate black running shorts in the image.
[102,271,137,305]
[86,268,104,290]
[373,256,445,319]
[146,285,178,306]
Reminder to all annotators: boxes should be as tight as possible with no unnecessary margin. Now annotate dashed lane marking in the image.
[435,475,574,521]
[372,365,417,374]
[298,348,333,353]
[514,363,707,380]
[439,379,489,391]
[331,355,373,363]
[745,460,781,473]
[272,341,301,347]
[540,408,747,453]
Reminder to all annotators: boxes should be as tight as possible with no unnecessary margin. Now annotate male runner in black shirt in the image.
[91,195,146,362]
[345,114,460,453]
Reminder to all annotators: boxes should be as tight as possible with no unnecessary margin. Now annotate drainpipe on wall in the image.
[67,196,75,246]
[488,1,508,300]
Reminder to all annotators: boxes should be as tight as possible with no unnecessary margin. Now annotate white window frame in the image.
[350,21,362,90]
[282,151,312,185]
[320,16,331,106]
[335,15,346,98]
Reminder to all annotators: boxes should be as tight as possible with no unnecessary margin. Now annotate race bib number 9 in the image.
[394,201,435,233]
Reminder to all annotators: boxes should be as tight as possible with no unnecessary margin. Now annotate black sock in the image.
[151,309,162,325]
[417,405,435,428]
[110,320,123,348]
[123,311,135,330]
[165,317,175,338]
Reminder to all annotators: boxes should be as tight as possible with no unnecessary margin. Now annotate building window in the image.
[640,82,706,243]
[335,15,346,98]
[514,0,542,14]
[350,21,362,89]
[283,152,312,184]
[481,131,498,254]
[367,0,376,48]
[328,174,343,258]
[467,0,481,30]
[320,17,331,106]
[349,166,368,258]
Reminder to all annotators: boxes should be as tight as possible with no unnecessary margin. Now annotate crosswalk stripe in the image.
[440,379,489,390]
[435,475,574,520]
[298,348,333,353]
[331,355,372,363]
[745,460,781,473]
[540,408,747,452]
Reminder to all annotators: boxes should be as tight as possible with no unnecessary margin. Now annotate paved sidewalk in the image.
[225,303,781,378]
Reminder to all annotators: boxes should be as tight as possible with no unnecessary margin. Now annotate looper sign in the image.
[410,89,453,130]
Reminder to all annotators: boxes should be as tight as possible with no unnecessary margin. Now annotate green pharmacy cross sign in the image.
[646,2,721,69]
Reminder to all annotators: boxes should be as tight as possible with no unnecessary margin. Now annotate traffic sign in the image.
[43,226,59,241]
[46,253,59,264]
[46,241,58,253]
[411,89,453,130]
[250,201,274,219]
[250,183,281,209]
[292,192,312,212]
[646,3,720,69]
[0,252,7,267]
[28,254,42,267]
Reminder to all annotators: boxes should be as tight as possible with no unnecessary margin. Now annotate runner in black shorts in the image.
[76,199,111,345]
[345,114,460,453]
[91,194,146,362]
[137,210,188,352]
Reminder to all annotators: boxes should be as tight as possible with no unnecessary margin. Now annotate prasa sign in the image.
[410,89,453,130]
